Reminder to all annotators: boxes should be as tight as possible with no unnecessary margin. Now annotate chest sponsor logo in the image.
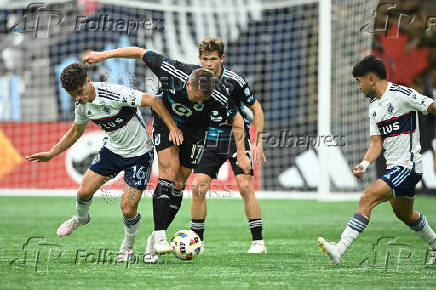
[93,107,136,132]
[172,103,192,117]
[376,112,416,139]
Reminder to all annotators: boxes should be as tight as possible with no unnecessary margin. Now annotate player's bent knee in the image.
[121,204,137,218]
[238,183,253,197]
[77,187,95,200]
[158,168,176,182]
[358,189,379,210]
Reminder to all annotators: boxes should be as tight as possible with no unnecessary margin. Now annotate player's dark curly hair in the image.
[198,37,225,57]
[60,63,87,92]
[190,68,216,98]
[352,55,387,79]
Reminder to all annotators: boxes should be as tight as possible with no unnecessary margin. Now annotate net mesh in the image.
[0,0,377,192]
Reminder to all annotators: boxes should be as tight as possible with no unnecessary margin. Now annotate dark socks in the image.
[152,179,174,230]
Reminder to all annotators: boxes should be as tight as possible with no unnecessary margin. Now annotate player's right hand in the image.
[169,128,183,145]
[26,152,54,162]
[352,164,365,179]
[83,51,106,64]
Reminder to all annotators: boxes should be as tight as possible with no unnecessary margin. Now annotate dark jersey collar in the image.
[218,65,226,80]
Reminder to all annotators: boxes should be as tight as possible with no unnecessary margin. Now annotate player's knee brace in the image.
[153,179,174,200]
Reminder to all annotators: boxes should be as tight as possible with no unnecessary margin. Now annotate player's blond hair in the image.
[198,38,225,57]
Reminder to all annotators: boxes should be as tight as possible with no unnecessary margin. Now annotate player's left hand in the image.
[26,151,54,162]
[251,144,266,167]
[169,127,183,145]
[237,154,251,175]
[83,51,106,64]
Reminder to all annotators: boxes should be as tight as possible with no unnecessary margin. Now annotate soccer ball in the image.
[171,230,202,260]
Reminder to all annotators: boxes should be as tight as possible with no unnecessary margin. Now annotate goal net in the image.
[0,0,378,196]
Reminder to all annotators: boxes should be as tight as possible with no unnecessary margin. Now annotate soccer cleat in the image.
[143,252,159,264]
[153,236,173,255]
[144,234,159,264]
[116,242,134,262]
[200,241,205,253]
[247,240,267,254]
[428,249,436,265]
[318,237,342,265]
[56,215,90,237]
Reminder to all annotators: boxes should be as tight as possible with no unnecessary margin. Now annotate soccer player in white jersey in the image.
[318,55,436,265]
[26,63,183,261]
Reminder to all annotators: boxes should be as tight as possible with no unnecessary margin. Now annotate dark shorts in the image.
[152,119,207,169]
[380,166,422,199]
[89,146,154,190]
[194,137,253,179]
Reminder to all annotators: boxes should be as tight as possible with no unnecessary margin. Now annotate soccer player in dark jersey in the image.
[190,38,267,253]
[84,48,251,262]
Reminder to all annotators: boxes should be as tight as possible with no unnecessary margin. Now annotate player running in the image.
[318,55,436,265]
[26,63,183,261]
[190,38,267,253]
[84,48,251,263]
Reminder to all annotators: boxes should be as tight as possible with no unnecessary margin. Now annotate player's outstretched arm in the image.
[247,101,266,166]
[83,47,147,64]
[26,122,87,162]
[232,112,251,175]
[141,93,183,145]
[352,135,383,179]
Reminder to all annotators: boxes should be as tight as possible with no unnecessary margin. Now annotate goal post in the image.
[317,0,332,198]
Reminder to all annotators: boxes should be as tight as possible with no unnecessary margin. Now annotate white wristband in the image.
[433,139,436,151]
[360,160,370,170]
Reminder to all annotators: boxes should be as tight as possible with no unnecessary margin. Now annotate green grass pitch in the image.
[1,196,435,289]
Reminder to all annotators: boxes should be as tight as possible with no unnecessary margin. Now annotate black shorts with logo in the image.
[153,118,207,169]
[194,136,253,179]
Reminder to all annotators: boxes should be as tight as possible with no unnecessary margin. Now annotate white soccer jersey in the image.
[75,82,153,158]
[369,82,434,173]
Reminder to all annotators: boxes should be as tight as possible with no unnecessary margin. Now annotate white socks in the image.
[123,213,141,249]
[409,213,436,249]
[76,196,93,221]
[336,213,369,256]
[337,226,360,255]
